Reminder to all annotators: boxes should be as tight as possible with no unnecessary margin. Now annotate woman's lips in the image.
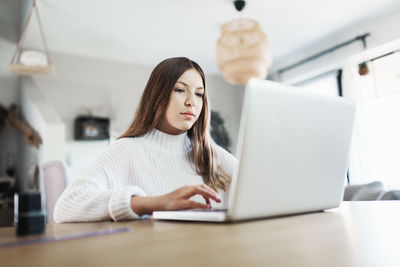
[182,113,195,119]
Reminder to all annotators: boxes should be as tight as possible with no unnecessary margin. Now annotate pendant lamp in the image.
[9,0,54,75]
[216,1,272,85]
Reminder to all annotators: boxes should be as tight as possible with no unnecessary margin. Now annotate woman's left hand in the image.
[130,184,221,216]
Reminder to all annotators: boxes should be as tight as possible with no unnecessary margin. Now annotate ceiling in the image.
[23,0,400,74]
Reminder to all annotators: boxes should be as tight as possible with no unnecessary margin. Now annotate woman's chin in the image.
[177,123,193,132]
[164,123,192,135]
[179,126,191,132]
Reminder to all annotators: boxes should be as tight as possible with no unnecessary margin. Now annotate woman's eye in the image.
[174,88,185,93]
[196,93,204,97]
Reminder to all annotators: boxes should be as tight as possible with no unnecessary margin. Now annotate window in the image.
[295,71,340,97]
[343,51,400,189]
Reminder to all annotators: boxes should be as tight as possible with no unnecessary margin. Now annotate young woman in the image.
[54,57,237,222]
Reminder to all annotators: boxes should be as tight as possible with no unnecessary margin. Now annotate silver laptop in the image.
[153,78,356,222]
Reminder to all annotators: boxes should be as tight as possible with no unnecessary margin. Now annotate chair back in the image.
[43,161,67,223]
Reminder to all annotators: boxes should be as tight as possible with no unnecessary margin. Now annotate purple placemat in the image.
[0,227,131,249]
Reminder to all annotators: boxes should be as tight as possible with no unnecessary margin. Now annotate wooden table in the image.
[1,202,399,267]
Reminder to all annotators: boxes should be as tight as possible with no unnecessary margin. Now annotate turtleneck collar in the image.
[142,128,190,153]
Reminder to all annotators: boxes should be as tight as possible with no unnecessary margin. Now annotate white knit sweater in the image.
[54,129,237,222]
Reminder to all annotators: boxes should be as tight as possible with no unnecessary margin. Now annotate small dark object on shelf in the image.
[74,116,110,140]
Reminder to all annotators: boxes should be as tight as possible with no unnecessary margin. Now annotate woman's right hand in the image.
[130,185,221,216]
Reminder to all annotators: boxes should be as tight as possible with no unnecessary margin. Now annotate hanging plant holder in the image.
[9,0,54,75]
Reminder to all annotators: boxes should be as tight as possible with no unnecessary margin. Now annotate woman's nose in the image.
[185,93,195,106]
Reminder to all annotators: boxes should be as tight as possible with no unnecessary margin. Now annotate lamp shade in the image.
[216,18,272,85]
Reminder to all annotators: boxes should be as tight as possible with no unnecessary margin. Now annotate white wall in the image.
[206,75,244,153]
[20,78,66,161]
[269,5,400,84]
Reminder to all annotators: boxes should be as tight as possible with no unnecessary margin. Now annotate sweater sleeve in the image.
[54,141,147,223]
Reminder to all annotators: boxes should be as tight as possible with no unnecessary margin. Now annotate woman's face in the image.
[157,68,204,135]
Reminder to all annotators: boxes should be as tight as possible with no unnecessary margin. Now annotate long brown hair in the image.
[119,57,231,191]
